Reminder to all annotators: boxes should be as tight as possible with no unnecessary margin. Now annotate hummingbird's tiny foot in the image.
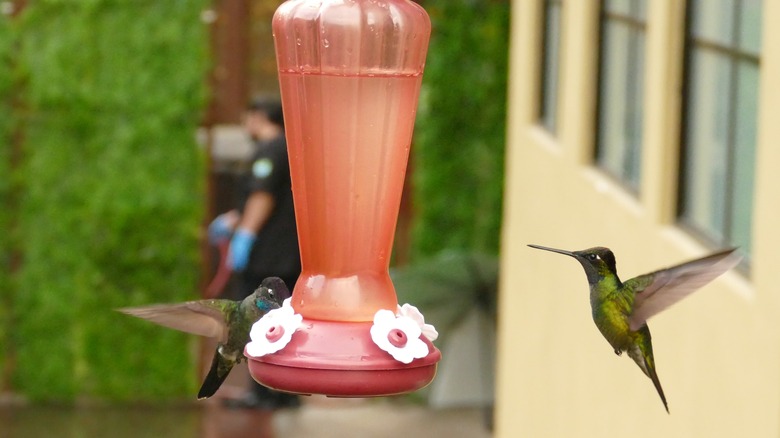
[614,348,622,356]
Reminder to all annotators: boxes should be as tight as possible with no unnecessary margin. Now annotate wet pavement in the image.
[0,396,492,438]
[1,340,493,438]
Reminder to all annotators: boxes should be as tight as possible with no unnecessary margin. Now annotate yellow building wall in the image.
[495,0,780,436]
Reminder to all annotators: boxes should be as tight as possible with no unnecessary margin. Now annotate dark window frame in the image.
[539,0,563,133]
[677,0,761,268]
[593,0,648,193]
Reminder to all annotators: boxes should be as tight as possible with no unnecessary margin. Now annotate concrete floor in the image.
[276,396,491,438]
[1,396,492,438]
[1,341,493,438]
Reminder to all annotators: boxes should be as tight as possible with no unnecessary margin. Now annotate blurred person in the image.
[208,97,301,410]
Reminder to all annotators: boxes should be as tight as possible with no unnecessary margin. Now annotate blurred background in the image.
[0,0,506,436]
[3,0,778,437]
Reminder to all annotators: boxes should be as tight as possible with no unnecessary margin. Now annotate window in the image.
[539,0,562,133]
[678,0,762,259]
[594,0,647,192]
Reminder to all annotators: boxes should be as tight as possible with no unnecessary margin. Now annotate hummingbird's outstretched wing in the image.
[118,299,236,343]
[625,248,742,331]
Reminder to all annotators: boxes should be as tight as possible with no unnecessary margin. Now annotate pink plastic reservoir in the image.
[247,0,441,397]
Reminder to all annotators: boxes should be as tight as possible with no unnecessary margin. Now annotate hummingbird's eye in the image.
[268,288,275,298]
[588,254,600,261]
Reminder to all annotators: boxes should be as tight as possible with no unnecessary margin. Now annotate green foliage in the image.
[8,0,210,402]
[393,250,498,346]
[0,10,13,392]
[412,0,509,258]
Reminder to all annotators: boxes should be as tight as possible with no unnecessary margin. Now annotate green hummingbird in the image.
[118,277,286,399]
[528,245,742,413]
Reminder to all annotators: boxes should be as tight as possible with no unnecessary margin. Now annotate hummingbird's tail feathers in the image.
[628,336,669,414]
[198,352,234,399]
[647,364,669,414]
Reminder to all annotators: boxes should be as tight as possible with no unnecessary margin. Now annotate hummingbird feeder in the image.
[245,0,440,396]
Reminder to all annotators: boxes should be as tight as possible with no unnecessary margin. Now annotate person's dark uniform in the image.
[238,134,301,297]
[229,132,302,410]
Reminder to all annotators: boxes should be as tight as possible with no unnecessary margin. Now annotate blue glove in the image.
[208,213,235,244]
[228,228,256,271]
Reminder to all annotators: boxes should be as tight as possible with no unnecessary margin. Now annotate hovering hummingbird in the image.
[118,277,286,399]
[528,245,742,413]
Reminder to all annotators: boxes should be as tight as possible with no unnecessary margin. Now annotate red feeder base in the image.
[246,318,441,397]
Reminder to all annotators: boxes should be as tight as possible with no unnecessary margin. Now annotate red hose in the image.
[205,240,231,298]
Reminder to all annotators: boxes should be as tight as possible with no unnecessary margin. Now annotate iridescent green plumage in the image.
[118,277,286,399]
[528,245,742,413]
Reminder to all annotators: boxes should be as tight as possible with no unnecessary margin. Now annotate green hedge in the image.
[412,0,509,258]
[3,0,507,402]
[7,0,210,402]
[0,9,13,392]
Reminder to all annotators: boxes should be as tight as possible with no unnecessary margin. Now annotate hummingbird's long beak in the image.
[528,244,576,258]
